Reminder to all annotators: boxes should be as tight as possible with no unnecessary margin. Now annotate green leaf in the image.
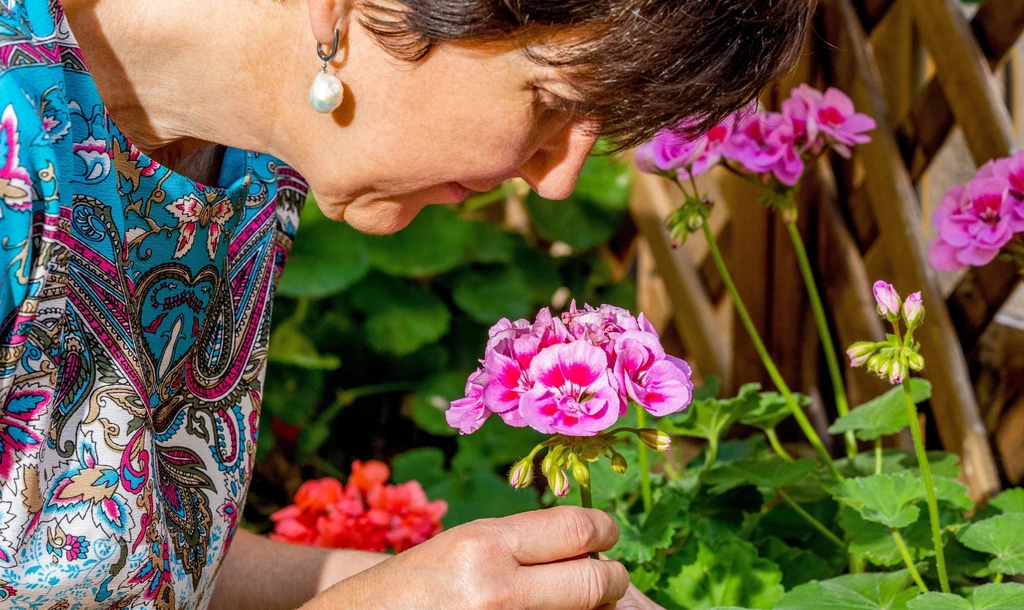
[958,513,1024,575]
[465,221,516,264]
[977,488,1024,520]
[738,391,812,431]
[408,371,467,436]
[350,274,451,356]
[297,423,331,456]
[836,450,960,480]
[657,537,784,610]
[262,364,324,424]
[391,447,447,490]
[839,506,935,567]
[662,383,760,441]
[907,583,1024,610]
[828,380,931,441]
[267,317,341,370]
[932,475,972,512]
[630,565,662,594]
[427,469,540,528]
[277,204,370,298]
[611,511,676,564]
[365,206,472,277]
[451,266,532,325]
[833,473,925,529]
[990,489,1024,514]
[704,457,818,495]
[511,238,563,305]
[757,537,842,590]
[451,417,545,474]
[693,378,721,401]
[774,571,918,610]
[572,153,633,210]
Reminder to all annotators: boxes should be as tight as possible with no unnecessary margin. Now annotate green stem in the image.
[784,220,857,458]
[635,406,653,514]
[994,573,1004,584]
[778,489,845,548]
[699,221,843,481]
[766,429,794,462]
[579,462,600,560]
[902,380,951,593]
[892,529,929,593]
[875,439,883,475]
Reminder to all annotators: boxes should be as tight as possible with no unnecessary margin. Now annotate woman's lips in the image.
[435,182,474,204]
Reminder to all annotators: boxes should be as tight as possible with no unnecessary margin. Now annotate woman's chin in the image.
[322,185,472,235]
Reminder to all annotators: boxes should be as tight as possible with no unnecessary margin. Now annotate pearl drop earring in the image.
[309,29,344,113]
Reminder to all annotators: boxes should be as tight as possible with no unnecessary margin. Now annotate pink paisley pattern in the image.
[0,1,306,607]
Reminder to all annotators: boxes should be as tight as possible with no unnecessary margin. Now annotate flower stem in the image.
[699,221,843,481]
[778,489,844,549]
[892,529,929,593]
[784,220,857,458]
[902,380,951,593]
[634,406,653,514]
[875,439,883,475]
[578,461,600,560]
[994,572,1004,584]
[766,429,793,462]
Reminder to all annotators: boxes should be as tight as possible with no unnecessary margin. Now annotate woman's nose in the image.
[517,122,599,200]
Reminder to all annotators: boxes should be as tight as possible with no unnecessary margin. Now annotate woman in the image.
[0,0,807,607]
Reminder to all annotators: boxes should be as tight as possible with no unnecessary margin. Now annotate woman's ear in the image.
[307,0,356,47]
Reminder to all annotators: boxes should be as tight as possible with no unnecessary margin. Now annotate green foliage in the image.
[907,584,1024,610]
[828,379,931,441]
[958,514,1024,576]
[277,203,369,298]
[833,473,926,529]
[704,457,819,496]
[657,537,785,610]
[774,571,918,610]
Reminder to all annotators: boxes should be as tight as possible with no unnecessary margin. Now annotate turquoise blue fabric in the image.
[0,0,306,606]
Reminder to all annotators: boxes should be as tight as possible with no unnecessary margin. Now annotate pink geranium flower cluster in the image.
[270,460,447,553]
[447,303,694,437]
[928,151,1024,271]
[635,85,875,186]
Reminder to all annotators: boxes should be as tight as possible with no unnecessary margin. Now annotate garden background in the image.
[245,0,1024,608]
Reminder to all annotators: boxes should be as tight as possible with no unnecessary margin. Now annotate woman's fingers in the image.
[491,506,620,566]
[516,557,630,610]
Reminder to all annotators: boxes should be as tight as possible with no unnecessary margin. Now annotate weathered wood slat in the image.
[833,0,1001,500]
[912,0,1014,175]
[899,0,1024,181]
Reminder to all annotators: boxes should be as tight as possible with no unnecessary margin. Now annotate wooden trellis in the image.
[630,0,1024,499]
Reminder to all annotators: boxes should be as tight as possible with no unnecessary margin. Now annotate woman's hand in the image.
[302,505,631,610]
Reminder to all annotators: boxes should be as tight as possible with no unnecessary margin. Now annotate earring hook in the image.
[317,29,341,63]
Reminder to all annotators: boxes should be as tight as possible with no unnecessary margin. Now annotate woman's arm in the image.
[208,528,388,610]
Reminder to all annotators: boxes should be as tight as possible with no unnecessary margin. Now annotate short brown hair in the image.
[359,0,812,149]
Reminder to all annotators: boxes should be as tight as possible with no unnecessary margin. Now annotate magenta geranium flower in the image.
[726,112,805,186]
[929,178,1018,271]
[445,369,489,434]
[613,331,694,417]
[519,341,624,436]
[783,85,875,158]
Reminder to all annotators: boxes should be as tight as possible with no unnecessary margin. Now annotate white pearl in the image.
[309,71,343,113]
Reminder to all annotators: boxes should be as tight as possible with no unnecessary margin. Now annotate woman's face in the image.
[288,22,599,235]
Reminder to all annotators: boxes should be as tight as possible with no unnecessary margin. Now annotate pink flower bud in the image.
[872,281,901,320]
[903,292,924,329]
[508,458,533,489]
[884,357,906,385]
[547,468,570,498]
[637,428,672,452]
[846,341,877,367]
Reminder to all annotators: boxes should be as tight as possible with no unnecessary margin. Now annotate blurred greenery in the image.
[247,151,635,528]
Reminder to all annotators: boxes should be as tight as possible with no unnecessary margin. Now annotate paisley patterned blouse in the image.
[0,0,306,607]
